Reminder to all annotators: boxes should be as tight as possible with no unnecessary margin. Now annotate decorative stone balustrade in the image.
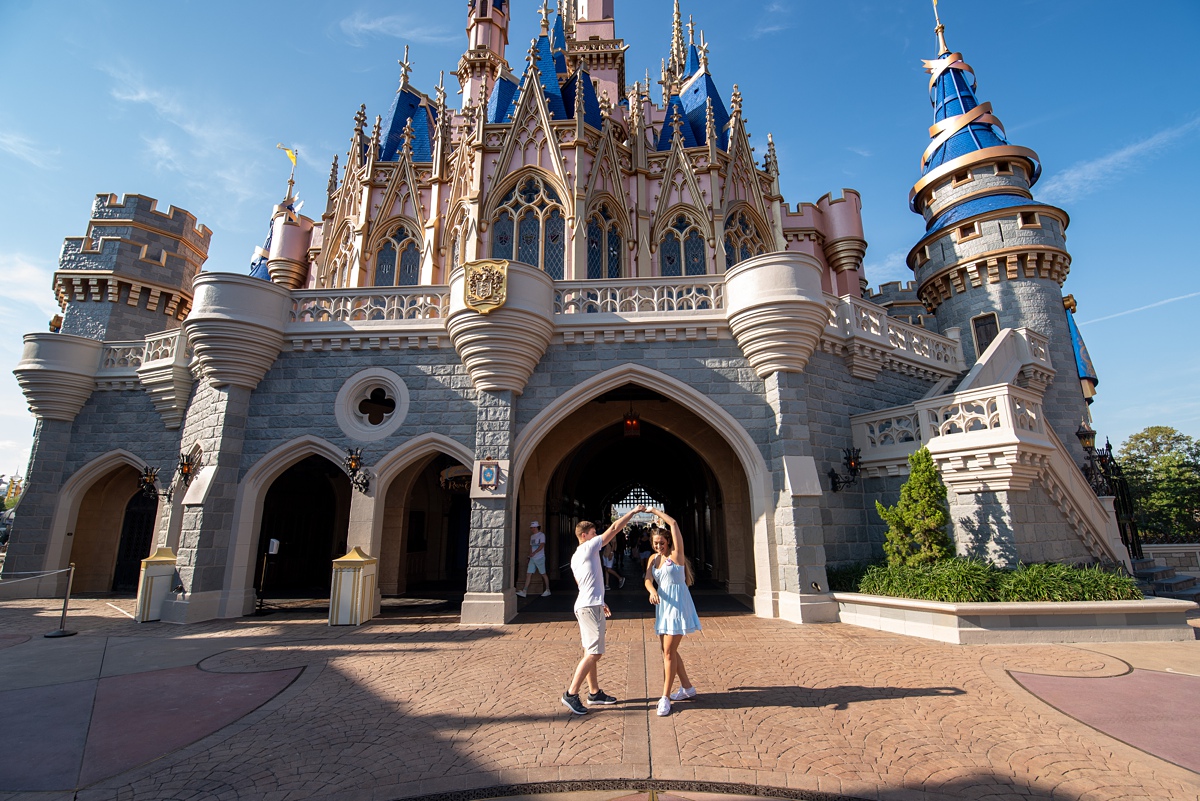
[554,279,724,315]
[825,294,963,380]
[291,288,450,323]
[136,329,193,430]
[13,333,105,422]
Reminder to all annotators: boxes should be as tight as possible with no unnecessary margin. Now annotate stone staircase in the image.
[1132,557,1200,602]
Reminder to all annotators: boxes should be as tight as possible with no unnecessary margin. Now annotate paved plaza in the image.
[1,595,1198,801]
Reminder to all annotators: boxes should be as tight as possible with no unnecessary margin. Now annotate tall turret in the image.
[906,7,1092,458]
[458,0,512,108]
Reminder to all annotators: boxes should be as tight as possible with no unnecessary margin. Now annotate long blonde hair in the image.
[651,526,694,585]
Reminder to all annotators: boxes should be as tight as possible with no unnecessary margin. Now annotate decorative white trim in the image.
[334,367,411,442]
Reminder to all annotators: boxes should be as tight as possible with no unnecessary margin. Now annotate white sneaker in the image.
[541,590,551,597]
[656,696,671,716]
[670,686,696,701]
[515,590,526,598]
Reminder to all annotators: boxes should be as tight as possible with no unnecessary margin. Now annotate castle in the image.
[5,0,1123,625]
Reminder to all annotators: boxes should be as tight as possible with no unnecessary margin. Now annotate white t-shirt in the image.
[571,536,605,611]
[529,530,546,559]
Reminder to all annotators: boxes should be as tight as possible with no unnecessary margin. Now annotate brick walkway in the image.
[0,598,1198,801]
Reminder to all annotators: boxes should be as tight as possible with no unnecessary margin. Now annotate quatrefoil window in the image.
[335,368,410,442]
[358,388,397,426]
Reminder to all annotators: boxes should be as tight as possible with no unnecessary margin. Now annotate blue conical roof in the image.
[487,75,520,123]
[562,67,604,130]
[551,13,568,75]
[523,34,568,120]
[680,70,729,150]
[379,85,437,163]
[921,53,1010,176]
[657,93,699,150]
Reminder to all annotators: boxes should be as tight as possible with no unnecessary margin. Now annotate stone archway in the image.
[67,465,152,594]
[515,379,759,605]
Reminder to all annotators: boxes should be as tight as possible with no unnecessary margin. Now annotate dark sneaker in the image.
[561,692,588,715]
[618,577,626,588]
[587,689,618,705]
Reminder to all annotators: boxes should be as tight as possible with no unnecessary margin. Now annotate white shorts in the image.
[575,605,606,655]
[527,554,547,574]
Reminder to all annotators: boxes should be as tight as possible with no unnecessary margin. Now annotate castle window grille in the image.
[586,205,624,279]
[374,225,422,286]
[492,212,514,260]
[660,231,682,277]
[490,175,565,275]
[607,226,622,279]
[684,229,706,275]
[451,237,460,272]
[518,210,541,266]
[660,214,705,277]
[723,211,767,270]
[587,218,604,279]
[544,210,565,280]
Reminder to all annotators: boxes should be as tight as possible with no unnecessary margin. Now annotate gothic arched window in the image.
[586,204,623,279]
[723,210,768,270]
[374,223,422,286]
[490,175,566,279]
[659,214,707,277]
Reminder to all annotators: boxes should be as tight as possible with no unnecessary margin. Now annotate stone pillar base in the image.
[777,591,838,624]
[460,590,516,624]
[135,547,177,623]
[754,590,779,619]
[159,589,224,624]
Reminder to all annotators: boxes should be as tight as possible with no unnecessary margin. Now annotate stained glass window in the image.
[684,229,706,275]
[723,210,769,270]
[490,174,566,276]
[587,218,604,279]
[492,212,513,260]
[373,224,422,286]
[660,214,705,276]
[607,226,622,279]
[660,231,681,277]
[544,210,565,280]
[518,210,540,265]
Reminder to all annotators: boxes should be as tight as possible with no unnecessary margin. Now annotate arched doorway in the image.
[518,383,754,602]
[254,455,351,599]
[378,453,472,596]
[112,492,159,592]
[68,464,152,593]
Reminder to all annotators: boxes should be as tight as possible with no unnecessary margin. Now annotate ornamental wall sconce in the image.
[138,452,199,502]
[344,447,370,494]
[827,447,862,493]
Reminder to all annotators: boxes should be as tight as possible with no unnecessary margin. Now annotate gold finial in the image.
[687,16,695,47]
[436,70,447,111]
[398,45,413,90]
[539,0,551,34]
[932,0,949,56]
[698,31,709,73]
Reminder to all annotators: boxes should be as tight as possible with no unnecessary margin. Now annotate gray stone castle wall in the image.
[949,479,1096,567]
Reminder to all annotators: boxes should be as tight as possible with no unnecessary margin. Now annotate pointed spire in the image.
[730,84,743,118]
[698,31,709,73]
[765,132,780,176]
[539,0,551,35]
[705,97,717,144]
[435,71,447,114]
[670,0,685,79]
[670,104,685,142]
[687,16,695,47]
[932,0,949,56]
[400,118,415,160]
[371,115,382,158]
[397,45,413,91]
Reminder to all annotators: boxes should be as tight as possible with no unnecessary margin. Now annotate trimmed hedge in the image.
[843,559,1142,603]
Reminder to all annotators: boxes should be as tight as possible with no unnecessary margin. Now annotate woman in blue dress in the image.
[643,507,701,716]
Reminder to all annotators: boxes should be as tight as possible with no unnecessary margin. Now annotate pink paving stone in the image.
[1012,668,1200,773]
[0,633,29,649]
[77,664,301,786]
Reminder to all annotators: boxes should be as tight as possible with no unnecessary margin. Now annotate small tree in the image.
[1116,426,1200,541]
[875,447,953,566]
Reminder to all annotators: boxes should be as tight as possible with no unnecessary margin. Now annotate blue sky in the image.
[1,0,1198,478]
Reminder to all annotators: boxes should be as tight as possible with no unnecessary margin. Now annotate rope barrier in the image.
[0,571,71,587]
[1,568,72,578]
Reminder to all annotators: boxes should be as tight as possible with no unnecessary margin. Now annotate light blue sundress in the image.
[653,557,702,635]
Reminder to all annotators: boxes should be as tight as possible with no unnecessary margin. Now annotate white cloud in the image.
[0,253,60,325]
[0,130,60,169]
[1078,291,1200,326]
[339,12,458,46]
[748,2,792,38]
[1039,117,1200,203]
[863,248,913,289]
[846,146,873,158]
[101,62,267,223]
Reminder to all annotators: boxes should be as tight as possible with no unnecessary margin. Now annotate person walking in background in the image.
[516,520,550,598]
[636,527,652,565]
[644,507,700,717]
[561,505,646,715]
[602,542,624,590]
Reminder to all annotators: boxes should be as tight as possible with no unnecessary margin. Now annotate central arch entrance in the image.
[516,382,756,603]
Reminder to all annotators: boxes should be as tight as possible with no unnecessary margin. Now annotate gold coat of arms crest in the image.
[464,259,508,314]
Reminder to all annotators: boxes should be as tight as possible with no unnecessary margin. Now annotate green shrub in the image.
[826,562,874,592]
[855,558,1142,603]
[875,447,953,567]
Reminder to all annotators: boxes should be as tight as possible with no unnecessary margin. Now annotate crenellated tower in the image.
[907,8,1092,459]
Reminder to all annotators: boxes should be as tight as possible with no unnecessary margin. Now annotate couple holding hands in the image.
[560,505,701,717]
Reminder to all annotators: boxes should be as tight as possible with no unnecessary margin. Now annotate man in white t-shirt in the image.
[516,521,549,598]
[561,504,646,715]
